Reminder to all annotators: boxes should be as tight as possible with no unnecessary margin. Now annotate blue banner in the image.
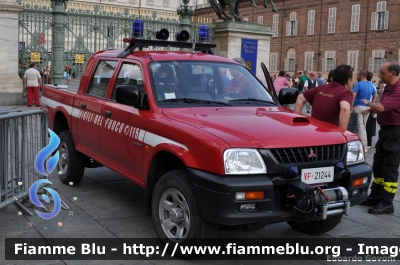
[240,39,258,75]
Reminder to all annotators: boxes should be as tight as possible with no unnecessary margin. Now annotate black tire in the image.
[152,169,218,245]
[57,130,85,185]
[287,215,342,235]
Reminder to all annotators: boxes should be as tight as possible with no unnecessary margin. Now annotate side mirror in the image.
[115,85,140,108]
[278,88,299,105]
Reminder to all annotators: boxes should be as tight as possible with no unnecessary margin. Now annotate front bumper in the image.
[188,162,372,226]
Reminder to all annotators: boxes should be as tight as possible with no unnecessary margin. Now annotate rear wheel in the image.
[152,169,218,244]
[287,215,342,235]
[57,130,85,185]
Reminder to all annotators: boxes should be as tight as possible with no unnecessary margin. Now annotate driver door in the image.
[261,62,278,100]
[261,62,299,106]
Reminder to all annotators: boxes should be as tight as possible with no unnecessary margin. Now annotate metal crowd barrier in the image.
[0,109,47,215]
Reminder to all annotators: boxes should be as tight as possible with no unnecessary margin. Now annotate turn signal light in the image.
[235,191,264,200]
[352,177,368,187]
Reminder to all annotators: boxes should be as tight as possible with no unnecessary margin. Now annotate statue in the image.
[209,0,276,22]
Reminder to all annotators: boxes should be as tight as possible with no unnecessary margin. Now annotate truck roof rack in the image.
[117,38,217,58]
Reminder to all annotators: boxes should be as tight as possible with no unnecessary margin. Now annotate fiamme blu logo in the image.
[29,129,62,220]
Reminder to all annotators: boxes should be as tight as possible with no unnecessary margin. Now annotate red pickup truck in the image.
[42,37,372,244]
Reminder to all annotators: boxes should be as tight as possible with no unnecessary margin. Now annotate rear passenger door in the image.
[100,61,147,183]
[74,60,118,158]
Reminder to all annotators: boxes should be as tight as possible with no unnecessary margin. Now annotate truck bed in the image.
[45,79,80,93]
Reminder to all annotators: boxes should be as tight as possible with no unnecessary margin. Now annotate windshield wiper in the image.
[229,98,278,106]
[159,98,232,106]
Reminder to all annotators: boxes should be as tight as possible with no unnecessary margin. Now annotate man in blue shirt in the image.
[316,72,325,85]
[353,69,377,152]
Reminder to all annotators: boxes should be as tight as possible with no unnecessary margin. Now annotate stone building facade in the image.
[71,0,180,13]
[195,0,400,80]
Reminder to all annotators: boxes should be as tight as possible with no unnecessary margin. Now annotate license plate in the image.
[301,166,334,184]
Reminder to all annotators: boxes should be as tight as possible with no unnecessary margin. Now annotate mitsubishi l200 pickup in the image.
[41,29,372,244]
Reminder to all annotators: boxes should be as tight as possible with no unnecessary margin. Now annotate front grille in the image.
[270,144,346,164]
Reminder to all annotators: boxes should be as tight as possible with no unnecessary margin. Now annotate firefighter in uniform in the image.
[361,60,400,214]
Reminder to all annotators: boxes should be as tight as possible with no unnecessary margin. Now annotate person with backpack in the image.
[303,72,318,113]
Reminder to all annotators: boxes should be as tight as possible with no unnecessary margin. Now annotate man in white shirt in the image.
[23,62,42,107]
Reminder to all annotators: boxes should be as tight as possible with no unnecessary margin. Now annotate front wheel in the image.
[151,169,218,244]
[287,215,342,235]
[57,130,85,185]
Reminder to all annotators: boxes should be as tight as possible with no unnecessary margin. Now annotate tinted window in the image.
[87,60,118,98]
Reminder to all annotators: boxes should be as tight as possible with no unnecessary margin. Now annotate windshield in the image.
[149,61,276,107]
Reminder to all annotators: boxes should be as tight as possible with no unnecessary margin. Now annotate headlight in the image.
[347,140,364,165]
[223,149,267,175]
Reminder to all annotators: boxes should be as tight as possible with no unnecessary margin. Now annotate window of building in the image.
[322,52,336,72]
[284,53,296,72]
[272,14,279,37]
[371,1,389,30]
[286,12,298,36]
[147,0,154,4]
[163,0,170,5]
[270,53,277,71]
[305,52,314,72]
[369,51,385,73]
[350,4,360,32]
[87,61,118,98]
[348,51,358,71]
[327,7,337,34]
[257,16,264,24]
[289,54,295,71]
[307,10,315,35]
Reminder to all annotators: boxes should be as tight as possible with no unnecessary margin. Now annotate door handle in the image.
[105,110,112,117]
[81,104,86,109]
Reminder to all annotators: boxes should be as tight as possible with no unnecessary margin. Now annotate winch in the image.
[287,181,350,221]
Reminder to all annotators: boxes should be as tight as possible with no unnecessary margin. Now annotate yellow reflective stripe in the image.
[373,177,384,185]
[383,182,398,194]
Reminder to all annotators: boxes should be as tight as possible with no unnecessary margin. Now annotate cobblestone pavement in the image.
[1,105,399,265]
